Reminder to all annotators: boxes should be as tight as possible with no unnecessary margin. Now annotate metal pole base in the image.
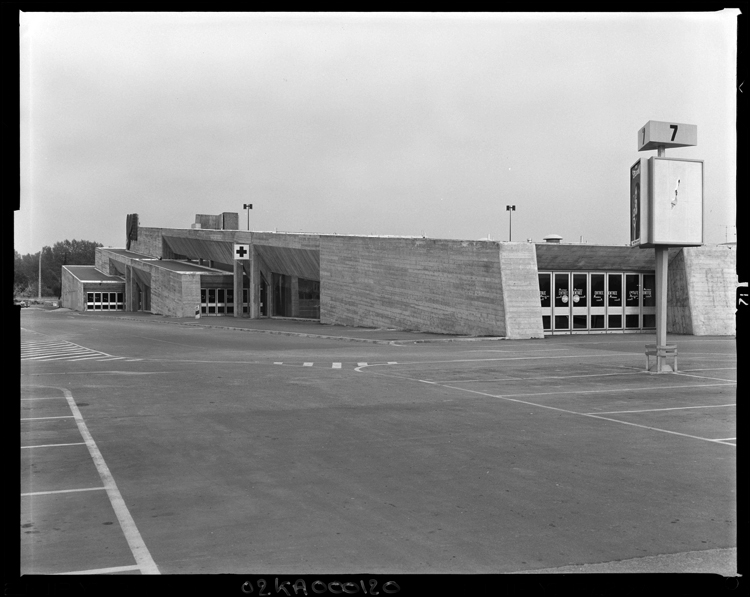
[645,344,678,373]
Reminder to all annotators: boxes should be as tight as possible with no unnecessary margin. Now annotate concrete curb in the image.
[71,312,507,344]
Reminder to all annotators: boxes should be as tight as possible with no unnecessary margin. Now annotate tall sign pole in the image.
[244,203,253,231]
[506,205,516,241]
[633,120,701,372]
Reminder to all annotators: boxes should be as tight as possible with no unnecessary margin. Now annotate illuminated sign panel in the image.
[630,157,703,248]
[630,158,648,247]
[648,157,703,246]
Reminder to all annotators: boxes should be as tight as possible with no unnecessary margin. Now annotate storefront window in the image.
[591,274,605,308]
[607,274,622,307]
[572,274,587,307]
[538,274,551,308]
[554,273,569,308]
[625,274,640,307]
[642,275,655,307]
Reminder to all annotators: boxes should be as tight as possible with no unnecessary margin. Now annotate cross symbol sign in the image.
[235,246,248,258]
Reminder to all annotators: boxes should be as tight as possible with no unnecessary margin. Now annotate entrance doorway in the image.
[200,287,235,316]
[539,271,655,334]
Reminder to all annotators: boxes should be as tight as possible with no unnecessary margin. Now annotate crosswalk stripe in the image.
[21,340,129,363]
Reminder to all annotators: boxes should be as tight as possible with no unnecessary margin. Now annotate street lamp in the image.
[506,205,516,241]
[243,203,253,231]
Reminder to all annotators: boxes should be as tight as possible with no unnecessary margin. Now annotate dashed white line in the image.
[332,363,342,369]
[303,362,313,367]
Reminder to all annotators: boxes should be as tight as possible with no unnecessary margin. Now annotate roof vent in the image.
[543,234,563,243]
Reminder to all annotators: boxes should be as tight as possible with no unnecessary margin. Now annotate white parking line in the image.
[56,564,141,575]
[22,442,87,449]
[412,380,737,447]
[22,487,106,497]
[674,372,738,382]
[587,404,736,415]
[21,416,75,421]
[61,388,160,574]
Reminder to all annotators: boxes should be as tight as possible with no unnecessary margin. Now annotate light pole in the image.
[506,205,516,241]
[243,203,253,231]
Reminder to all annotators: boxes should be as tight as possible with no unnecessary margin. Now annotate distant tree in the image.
[14,239,102,297]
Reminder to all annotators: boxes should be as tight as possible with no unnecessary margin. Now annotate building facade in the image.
[60,213,737,338]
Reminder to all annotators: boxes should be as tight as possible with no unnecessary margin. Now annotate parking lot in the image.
[18,308,736,580]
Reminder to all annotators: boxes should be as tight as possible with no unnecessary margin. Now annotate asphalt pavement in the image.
[17,308,738,585]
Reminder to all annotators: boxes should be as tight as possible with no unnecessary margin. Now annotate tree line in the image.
[14,239,102,298]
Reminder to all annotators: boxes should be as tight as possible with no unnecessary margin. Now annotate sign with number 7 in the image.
[638,120,697,151]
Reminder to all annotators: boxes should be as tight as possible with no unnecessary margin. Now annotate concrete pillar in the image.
[233,259,243,318]
[126,265,135,312]
[248,247,260,319]
[291,276,299,317]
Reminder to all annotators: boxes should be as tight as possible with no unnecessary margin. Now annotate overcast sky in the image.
[16,11,738,255]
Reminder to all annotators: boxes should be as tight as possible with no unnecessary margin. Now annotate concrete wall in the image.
[221,212,239,230]
[499,243,545,339]
[319,236,508,336]
[668,245,736,335]
[128,227,165,258]
[60,267,83,311]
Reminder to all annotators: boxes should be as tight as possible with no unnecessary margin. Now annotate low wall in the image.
[668,245,736,335]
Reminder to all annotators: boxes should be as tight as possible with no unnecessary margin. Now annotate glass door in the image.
[642,274,656,329]
[590,273,606,331]
[624,274,641,330]
[553,273,570,331]
[571,273,588,332]
[216,289,226,314]
[607,274,623,330]
[207,289,216,314]
[226,289,234,315]
[539,273,551,332]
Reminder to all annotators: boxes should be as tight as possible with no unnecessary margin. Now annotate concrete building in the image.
[61,212,737,338]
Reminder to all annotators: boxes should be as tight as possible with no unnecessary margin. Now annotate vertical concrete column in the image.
[249,247,260,319]
[233,259,243,318]
[291,276,299,317]
[126,265,134,312]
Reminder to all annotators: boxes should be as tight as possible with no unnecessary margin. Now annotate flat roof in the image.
[100,248,151,258]
[100,248,231,275]
[64,266,125,283]
[147,260,228,274]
